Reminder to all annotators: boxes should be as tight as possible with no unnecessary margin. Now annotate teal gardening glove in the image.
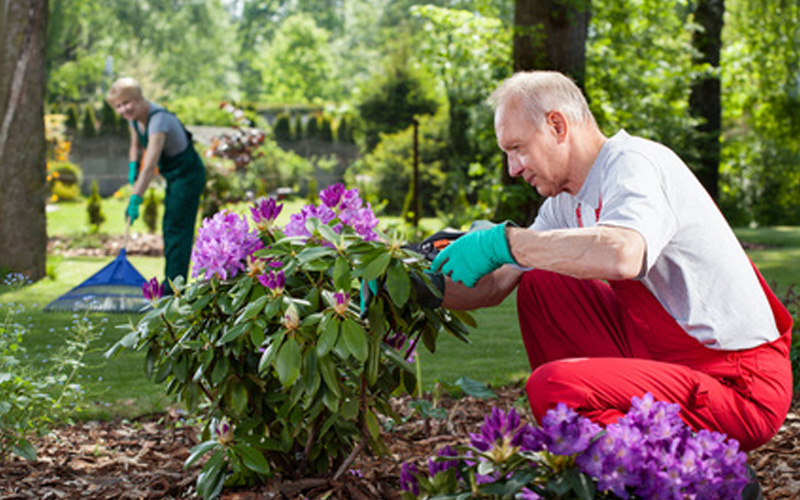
[431,223,516,287]
[128,161,140,185]
[126,194,143,223]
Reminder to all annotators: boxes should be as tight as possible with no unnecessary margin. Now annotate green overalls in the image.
[133,108,206,287]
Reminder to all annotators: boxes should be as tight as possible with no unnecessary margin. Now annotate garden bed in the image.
[0,385,797,500]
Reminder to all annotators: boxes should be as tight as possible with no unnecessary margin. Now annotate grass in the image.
[4,197,800,421]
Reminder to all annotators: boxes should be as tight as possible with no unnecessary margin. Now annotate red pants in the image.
[518,269,793,452]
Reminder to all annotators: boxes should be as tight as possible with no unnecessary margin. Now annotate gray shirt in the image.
[532,130,779,350]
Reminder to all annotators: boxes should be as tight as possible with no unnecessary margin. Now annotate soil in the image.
[0,385,798,500]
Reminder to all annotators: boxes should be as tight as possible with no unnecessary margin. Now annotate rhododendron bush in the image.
[109,184,474,499]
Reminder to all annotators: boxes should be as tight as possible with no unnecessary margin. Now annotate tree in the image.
[513,0,591,88]
[689,0,724,200]
[0,0,48,280]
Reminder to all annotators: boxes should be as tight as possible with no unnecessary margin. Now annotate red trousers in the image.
[518,268,793,452]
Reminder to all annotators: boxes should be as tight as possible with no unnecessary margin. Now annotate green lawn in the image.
[3,199,800,421]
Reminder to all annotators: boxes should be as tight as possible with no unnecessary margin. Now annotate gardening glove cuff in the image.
[128,161,140,185]
[126,194,143,223]
[430,222,517,287]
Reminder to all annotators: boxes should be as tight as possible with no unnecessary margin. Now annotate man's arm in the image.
[441,265,523,310]
[507,224,646,281]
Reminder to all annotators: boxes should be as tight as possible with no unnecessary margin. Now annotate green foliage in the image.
[86,180,105,232]
[273,114,292,142]
[80,106,98,137]
[293,115,304,141]
[719,0,800,226]
[255,14,338,104]
[48,161,84,202]
[348,112,449,217]
[356,53,440,151]
[306,115,320,141]
[168,98,241,127]
[319,116,334,143]
[109,195,474,497]
[585,0,704,161]
[0,274,96,462]
[336,116,353,144]
[142,188,160,234]
[64,104,80,132]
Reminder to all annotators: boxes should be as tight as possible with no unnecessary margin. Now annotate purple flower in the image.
[469,407,537,462]
[191,210,264,281]
[535,403,602,456]
[258,270,285,294]
[215,417,234,445]
[399,462,420,495]
[428,445,459,477]
[250,197,283,230]
[384,331,417,363]
[333,290,350,317]
[283,184,379,242]
[142,277,164,301]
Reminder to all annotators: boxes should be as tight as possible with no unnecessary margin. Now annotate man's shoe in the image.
[742,465,764,500]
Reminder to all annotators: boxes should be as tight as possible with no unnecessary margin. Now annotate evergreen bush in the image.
[86,179,105,231]
[81,105,98,137]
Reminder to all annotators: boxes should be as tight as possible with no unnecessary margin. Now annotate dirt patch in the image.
[48,233,164,258]
[0,386,797,500]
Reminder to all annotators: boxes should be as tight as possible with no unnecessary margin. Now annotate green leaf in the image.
[12,438,37,461]
[211,356,230,385]
[316,314,339,357]
[218,322,251,345]
[275,337,302,387]
[385,260,411,306]
[232,443,271,475]
[565,467,596,500]
[231,381,248,416]
[258,333,284,373]
[340,318,368,362]
[231,276,253,309]
[318,355,341,399]
[185,440,219,468]
[332,256,352,291]
[236,295,269,323]
[454,376,497,399]
[359,251,391,281]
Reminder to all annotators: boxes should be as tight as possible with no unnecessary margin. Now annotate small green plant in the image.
[0,274,98,462]
[142,188,159,233]
[86,179,106,232]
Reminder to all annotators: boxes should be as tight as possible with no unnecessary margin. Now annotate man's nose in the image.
[507,156,523,177]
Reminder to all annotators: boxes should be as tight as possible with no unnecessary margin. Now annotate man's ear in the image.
[546,111,568,142]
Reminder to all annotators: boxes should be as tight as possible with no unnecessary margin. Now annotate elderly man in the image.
[432,71,792,467]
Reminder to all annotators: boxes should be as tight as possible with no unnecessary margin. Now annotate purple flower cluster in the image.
[384,331,417,363]
[576,393,749,499]
[284,183,378,241]
[400,393,749,500]
[191,210,264,281]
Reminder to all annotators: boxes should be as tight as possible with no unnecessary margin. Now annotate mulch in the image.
[0,385,798,500]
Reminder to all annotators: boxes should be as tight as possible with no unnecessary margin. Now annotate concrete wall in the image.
[71,126,360,198]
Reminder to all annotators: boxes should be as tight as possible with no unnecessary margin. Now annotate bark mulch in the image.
[0,386,798,500]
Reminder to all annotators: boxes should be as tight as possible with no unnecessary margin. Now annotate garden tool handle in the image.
[124,219,130,251]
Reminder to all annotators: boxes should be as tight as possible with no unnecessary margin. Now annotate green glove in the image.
[128,161,139,185]
[126,194,143,223]
[431,223,516,287]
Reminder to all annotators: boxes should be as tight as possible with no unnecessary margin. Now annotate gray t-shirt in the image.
[146,103,190,158]
[532,130,779,350]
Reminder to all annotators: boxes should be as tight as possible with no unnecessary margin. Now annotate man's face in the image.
[495,100,568,198]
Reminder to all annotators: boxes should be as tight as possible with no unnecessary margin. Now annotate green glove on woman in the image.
[431,223,516,287]
[126,194,143,223]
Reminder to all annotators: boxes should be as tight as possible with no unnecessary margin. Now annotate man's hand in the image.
[126,194,143,223]
[128,161,139,185]
[431,223,516,287]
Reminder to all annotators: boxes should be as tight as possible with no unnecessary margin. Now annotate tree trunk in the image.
[0,0,49,280]
[513,0,591,89]
[495,0,590,225]
[689,0,724,201]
